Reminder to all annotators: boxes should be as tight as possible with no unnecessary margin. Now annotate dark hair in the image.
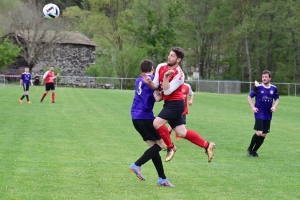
[140,59,153,73]
[172,46,185,60]
[262,70,271,78]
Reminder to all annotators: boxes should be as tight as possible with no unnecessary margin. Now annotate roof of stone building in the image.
[13,30,97,47]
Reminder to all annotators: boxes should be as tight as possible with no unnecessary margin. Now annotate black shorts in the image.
[23,83,30,91]
[182,114,186,124]
[132,120,161,141]
[45,83,55,91]
[254,118,271,134]
[158,100,185,129]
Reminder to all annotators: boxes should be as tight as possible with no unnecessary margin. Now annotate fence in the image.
[1,74,299,96]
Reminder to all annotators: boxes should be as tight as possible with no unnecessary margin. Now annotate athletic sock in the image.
[184,130,209,149]
[52,93,55,102]
[135,144,161,166]
[253,136,265,152]
[157,125,174,149]
[151,153,166,179]
[249,133,259,149]
[20,95,25,100]
[26,95,29,101]
[41,92,47,100]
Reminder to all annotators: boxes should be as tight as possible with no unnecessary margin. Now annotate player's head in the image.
[49,66,55,71]
[168,46,185,67]
[262,70,271,84]
[140,59,154,74]
[24,67,29,72]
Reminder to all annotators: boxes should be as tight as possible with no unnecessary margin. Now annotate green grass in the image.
[0,86,299,200]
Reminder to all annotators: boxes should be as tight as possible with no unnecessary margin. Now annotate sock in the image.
[135,144,161,166]
[151,153,166,179]
[26,95,29,101]
[248,133,259,149]
[41,92,47,100]
[20,95,25,100]
[52,93,55,102]
[157,125,174,149]
[253,136,265,152]
[184,130,209,149]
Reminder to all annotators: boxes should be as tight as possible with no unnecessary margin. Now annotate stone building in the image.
[2,31,97,78]
[32,31,97,76]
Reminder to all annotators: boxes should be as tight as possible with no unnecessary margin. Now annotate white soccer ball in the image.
[43,3,60,19]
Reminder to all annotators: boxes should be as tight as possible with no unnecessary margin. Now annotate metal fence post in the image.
[288,83,290,96]
[218,81,220,93]
[121,78,123,90]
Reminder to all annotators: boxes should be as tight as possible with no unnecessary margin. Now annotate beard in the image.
[262,79,270,84]
[167,60,177,67]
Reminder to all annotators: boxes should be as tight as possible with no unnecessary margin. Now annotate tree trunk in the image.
[245,38,252,82]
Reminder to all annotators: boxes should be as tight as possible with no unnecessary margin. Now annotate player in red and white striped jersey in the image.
[40,66,59,103]
[142,47,215,163]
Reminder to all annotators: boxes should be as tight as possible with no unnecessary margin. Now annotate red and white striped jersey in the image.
[153,63,184,101]
[182,83,194,115]
[43,71,55,83]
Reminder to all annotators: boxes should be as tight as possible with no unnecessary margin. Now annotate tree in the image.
[0,39,21,71]
[0,0,70,73]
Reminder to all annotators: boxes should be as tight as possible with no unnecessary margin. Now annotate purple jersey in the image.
[21,72,31,84]
[131,75,155,120]
[249,84,279,120]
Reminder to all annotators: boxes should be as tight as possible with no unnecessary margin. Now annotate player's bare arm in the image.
[141,73,157,90]
[247,96,258,113]
[20,79,23,88]
[271,99,279,112]
[162,70,174,91]
[188,94,194,106]
[153,90,162,102]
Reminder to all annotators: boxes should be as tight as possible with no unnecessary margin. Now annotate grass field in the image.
[0,85,299,200]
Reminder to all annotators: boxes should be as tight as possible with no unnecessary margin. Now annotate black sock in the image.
[253,136,265,152]
[20,95,25,100]
[135,144,161,166]
[152,153,166,179]
[26,95,29,101]
[249,133,259,149]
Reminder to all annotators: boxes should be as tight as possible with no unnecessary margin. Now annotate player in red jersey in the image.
[142,47,215,162]
[40,66,59,103]
[169,83,194,142]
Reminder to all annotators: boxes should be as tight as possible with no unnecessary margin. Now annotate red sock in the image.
[41,92,47,100]
[184,130,209,149]
[52,93,55,102]
[157,125,174,149]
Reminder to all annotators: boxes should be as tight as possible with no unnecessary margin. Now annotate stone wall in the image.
[32,44,96,77]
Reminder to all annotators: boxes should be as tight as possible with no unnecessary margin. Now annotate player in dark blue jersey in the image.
[19,67,33,104]
[129,59,174,187]
[247,70,279,157]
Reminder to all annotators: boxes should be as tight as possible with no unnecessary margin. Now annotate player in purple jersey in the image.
[129,59,174,187]
[18,67,33,104]
[247,70,279,157]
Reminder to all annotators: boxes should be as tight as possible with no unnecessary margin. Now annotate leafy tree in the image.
[0,0,70,73]
[0,39,21,71]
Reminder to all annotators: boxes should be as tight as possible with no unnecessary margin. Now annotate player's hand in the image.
[19,85,22,88]
[164,70,174,77]
[141,73,152,84]
[252,106,258,113]
[254,80,259,86]
[188,101,193,106]
[57,73,60,77]
[270,106,276,112]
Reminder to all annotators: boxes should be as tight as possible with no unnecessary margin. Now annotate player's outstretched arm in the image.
[141,73,157,90]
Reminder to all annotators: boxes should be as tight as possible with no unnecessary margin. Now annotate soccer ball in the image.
[43,3,60,19]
